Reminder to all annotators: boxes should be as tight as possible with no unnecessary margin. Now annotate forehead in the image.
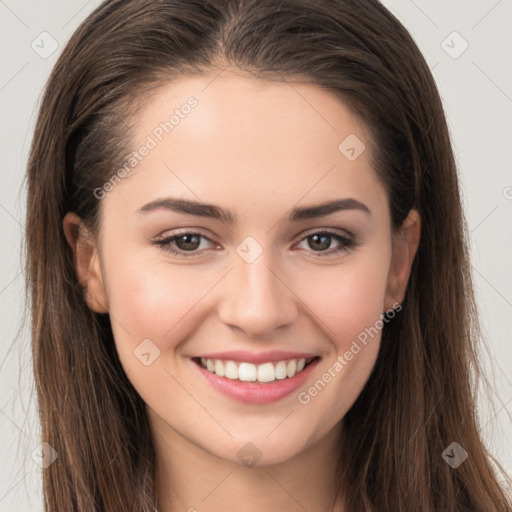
[134,69,370,156]
[103,69,386,223]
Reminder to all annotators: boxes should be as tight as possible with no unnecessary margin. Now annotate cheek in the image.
[295,253,391,353]
[103,253,221,409]
[101,241,218,373]
[105,243,390,367]
[106,257,216,344]
[290,254,389,421]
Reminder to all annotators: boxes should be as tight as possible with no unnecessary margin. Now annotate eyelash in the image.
[153,229,358,258]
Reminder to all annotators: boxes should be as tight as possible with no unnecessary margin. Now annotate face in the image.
[65,68,420,467]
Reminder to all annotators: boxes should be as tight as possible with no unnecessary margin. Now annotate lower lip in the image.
[192,358,320,404]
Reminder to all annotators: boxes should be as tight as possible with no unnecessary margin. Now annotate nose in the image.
[218,249,298,338]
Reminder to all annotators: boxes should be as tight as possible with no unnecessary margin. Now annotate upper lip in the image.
[194,350,319,364]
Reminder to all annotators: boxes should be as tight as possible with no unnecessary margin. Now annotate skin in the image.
[64,67,420,512]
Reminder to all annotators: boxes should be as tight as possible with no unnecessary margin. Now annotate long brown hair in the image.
[25,0,511,510]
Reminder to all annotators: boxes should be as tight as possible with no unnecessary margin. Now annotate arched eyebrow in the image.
[136,197,371,222]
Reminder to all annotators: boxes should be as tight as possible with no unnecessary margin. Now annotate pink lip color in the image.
[192,357,320,405]
[196,350,317,365]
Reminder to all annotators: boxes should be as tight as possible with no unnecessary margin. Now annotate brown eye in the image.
[154,231,216,256]
[307,233,334,251]
[296,230,356,256]
[173,233,202,251]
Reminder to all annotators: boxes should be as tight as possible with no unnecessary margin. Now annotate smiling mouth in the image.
[192,356,320,384]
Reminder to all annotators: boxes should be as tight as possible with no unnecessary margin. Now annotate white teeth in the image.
[198,357,314,382]
[286,359,296,378]
[224,360,238,380]
[275,361,287,380]
[238,362,257,382]
[214,359,225,377]
[257,362,275,383]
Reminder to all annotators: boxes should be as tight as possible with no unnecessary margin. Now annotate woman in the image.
[25,0,512,510]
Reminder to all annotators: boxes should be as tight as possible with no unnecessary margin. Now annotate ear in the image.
[384,209,421,311]
[62,212,109,313]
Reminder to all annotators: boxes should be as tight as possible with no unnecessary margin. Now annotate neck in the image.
[149,409,345,512]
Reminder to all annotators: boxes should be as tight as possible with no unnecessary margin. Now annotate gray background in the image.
[1,0,511,510]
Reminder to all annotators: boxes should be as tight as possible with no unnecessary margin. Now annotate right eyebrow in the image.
[136,196,371,222]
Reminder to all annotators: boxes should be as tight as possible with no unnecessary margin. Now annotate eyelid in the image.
[152,228,219,258]
[153,227,353,245]
[154,226,213,239]
[154,229,217,244]
[292,228,357,257]
[295,226,354,242]
[153,227,358,257]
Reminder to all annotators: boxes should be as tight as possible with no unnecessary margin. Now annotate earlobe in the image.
[384,209,421,311]
[62,212,109,313]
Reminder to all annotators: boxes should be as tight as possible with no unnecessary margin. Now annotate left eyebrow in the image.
[136,197,371,222]
[289,198,371,220]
